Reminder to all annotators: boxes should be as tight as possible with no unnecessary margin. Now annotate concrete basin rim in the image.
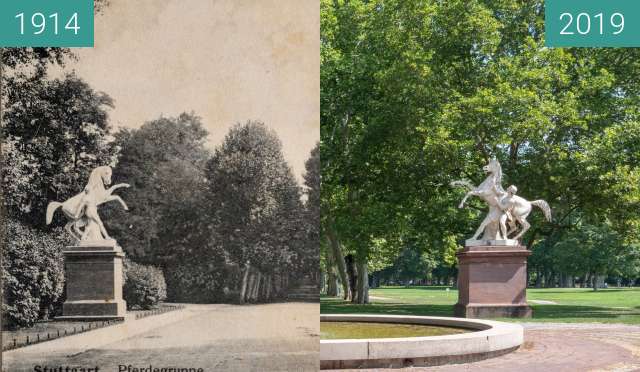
[320,314,524,361]
[321,313,522,332]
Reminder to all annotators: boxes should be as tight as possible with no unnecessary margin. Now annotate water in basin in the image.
[320,321,470,339]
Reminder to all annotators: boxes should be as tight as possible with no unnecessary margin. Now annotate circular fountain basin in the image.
[320,314,523,369]
[322,321,470,339]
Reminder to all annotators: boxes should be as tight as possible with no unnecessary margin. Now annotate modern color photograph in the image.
[320,0,640,370]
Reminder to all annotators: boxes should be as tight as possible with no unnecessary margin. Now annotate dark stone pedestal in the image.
[56,241,126,321]
[455,245,532,318]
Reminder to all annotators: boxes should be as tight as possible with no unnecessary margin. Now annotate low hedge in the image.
[123,259,167,310]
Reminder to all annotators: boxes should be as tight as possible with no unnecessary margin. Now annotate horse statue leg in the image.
[84,204,111,240]
[107,183,130,193]
[459,190,478,209]
[471,214,492,240]
[65,221,81,241]
[103,195,129,210]
[512,211,531,240]
[451,180,478,209]
[101,183,130,210]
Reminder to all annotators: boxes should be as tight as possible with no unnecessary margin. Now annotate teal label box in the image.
[546,0,640,47]
[0,0,94,47]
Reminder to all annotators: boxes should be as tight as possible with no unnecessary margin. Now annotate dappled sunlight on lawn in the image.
[321,287,640,324]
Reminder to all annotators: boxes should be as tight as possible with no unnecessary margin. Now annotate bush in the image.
[123,259,167,310]
[2,220,68,329]
[164,256,228,303]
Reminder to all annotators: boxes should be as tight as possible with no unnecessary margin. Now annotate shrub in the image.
[2,220,67,329]
[164,257,228,303]
[123,259,167,310]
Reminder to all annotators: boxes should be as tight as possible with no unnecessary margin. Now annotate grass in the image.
[321,286,640,324]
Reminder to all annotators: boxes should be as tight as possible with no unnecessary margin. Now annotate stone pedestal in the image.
[455,244,532,318]
[56,240,126,321]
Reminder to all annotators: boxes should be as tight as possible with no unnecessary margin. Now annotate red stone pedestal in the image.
[455,245,532,318]
[56,242,126,321]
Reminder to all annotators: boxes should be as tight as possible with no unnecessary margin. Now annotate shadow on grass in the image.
[527,289,634,294]
[530,305,639,320]
[321,299,454,317]
[372,286,453,292]
[321,298,640,321]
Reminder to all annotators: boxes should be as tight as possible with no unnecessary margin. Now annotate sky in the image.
[65,0,319,183]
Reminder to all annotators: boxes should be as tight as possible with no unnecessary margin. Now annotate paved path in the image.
[334,323,640,372]
[3,302,319,372]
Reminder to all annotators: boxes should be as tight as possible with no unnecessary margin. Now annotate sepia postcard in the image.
[1,1,319,371]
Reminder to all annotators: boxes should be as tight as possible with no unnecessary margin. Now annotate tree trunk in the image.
[560,274,573,288]
[239,263,251,303]
[327,270,338,296]
[273,273,281,297]
[265,275,272,300]
[246,272,255,302]
[326,218,351,300]
[544,272,554,288]
[581,273,588,288]
[593,274,605,291]
[325,239,339,297]
[248,273,256,301]
[345,255,357,303]
[356,260,369,304]
[252,272,262,301]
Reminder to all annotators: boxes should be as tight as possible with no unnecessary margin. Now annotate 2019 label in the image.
[546,0,640,47]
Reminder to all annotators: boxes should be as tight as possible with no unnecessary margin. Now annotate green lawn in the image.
[321,286,640,324]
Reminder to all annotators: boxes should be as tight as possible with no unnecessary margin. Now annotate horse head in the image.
[482,158,501,176]
[479,157,505,195]
[87,166,113,190]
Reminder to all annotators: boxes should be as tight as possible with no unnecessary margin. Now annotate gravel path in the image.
[3,303,319,372]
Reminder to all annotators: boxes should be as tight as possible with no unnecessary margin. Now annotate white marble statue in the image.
[46,166,130,242]
[451,158,551,245]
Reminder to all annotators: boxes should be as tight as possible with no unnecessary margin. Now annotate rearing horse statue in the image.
[46,166,130,241]
[451,158,551,242]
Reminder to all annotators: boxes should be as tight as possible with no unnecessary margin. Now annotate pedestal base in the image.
[454,303,532,318]
[57,300,126,321]
[455,245,532,319]
[57,242,126,321]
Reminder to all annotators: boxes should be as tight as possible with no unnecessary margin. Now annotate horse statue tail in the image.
[531,200,552,222]
[450,179,475,190]
[46,201,63,225]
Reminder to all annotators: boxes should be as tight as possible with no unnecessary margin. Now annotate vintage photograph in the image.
[2,0,319,371]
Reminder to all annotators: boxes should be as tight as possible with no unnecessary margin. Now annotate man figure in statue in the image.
[497,185,518,240]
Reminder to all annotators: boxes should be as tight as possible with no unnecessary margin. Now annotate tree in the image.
[321,0,640,301]
[104,113,224,302]
[105,113,210,260]
[301,143,320,281]
[3,74,115,225]
[205,121,304,302]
